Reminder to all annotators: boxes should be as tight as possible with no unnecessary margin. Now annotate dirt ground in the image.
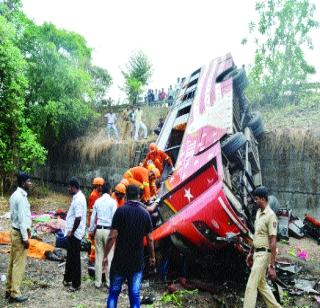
[0,194,320,307]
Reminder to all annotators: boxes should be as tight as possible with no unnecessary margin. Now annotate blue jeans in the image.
[106,271,143,308]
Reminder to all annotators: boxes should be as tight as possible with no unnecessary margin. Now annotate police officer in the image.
[5,172,32,303]
[243,186,281,308]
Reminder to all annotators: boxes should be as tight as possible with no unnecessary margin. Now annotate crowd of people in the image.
[5,131,281,307]
[5,143,174,307]
[103,77,186,141]
[145,77,185,107]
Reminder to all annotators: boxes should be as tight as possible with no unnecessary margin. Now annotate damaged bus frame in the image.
[151,53,265,256]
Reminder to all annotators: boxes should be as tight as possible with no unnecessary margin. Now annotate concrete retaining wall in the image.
[38,129,320,219]
[259,129,320,218]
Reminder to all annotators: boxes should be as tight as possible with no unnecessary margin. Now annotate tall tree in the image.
[15,20,112,146]
[0,16,46,190]
[243,0,319,106]
[122,50,152,105]
[89,65,112,110]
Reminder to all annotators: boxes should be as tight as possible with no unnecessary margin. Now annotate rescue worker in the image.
[147,164,160,198]
[122,166,160,203]
[87,177,105,225]
[243,186,281,308]
[120,178,129,187]
[87,177,104,266]
[112,183,127,208]
[143,143,173,174]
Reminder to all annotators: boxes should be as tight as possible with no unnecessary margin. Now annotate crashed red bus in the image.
[151,53,264,255]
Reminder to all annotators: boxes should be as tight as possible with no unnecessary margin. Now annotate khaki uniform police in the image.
[5,173,32,303]
[243,205,281,308]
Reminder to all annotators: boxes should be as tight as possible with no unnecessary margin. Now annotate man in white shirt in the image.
[89,182,117,288]
[63,177,87,292]
[134,107,148,141]
[5,172,32,303]
[104,111,119,139]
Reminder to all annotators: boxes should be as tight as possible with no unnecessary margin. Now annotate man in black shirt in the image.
[103,185,155,308]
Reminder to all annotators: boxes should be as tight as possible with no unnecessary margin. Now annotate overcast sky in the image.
[21,0,320,102]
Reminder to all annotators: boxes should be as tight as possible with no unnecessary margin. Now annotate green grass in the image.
[257,94,320,131]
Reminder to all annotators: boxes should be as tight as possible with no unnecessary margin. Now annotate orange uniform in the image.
[111,192,125,208]
[123,166,151,202]
[143,149,173,174]
[87,189,101,226]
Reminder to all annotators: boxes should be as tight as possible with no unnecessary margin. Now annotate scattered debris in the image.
[304,215,320,244]
[294,278,319,295]
[277,209,291,239]
[289,215,304,238]
[44,248,65,262]
[277,262,302,275]
[295,248,309,261]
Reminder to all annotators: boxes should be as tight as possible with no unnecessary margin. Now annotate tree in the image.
[0,0,113,192]
[122,50,152,105]
[0,16,46,191]
[15,20,111,146]
[243,0,319,106]
[89,65,112,110]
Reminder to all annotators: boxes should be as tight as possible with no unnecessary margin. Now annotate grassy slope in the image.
[257,94,320,132]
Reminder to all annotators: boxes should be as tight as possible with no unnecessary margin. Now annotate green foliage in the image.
[0,15,46,183]
[161,289,198,306]
[122,50,152,105]
[244,0,319,106]
[0,1,112,189]
[15,21,103,145]
[89,65,112,109]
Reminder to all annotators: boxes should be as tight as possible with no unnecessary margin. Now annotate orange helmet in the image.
[92,177,104,185]
[120,178,129,187]
[149,142,157,152]
[115,183,126,194]
[150,167,160,179]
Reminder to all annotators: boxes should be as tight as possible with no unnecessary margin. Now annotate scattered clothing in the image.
[0,231,54,259]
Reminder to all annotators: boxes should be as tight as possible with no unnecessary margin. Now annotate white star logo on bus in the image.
[184,188,193,202]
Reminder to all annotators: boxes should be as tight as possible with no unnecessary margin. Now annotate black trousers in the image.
[64,236,81,288]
